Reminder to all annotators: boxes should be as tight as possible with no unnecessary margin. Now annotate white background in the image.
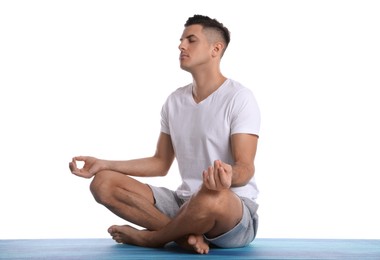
[1,0,379,239]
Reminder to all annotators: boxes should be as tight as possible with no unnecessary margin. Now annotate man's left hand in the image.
[202,160,233,191]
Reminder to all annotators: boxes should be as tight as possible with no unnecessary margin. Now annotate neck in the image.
[191,69,226,103]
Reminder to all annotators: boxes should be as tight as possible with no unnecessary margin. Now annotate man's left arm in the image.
[230,133,258,187]
[202,133,258,190]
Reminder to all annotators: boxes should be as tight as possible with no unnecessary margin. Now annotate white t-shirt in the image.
[161,79,261,201]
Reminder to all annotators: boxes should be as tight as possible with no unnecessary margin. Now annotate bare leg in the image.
[108,184,243,254]
[90,170,170,231]
[90,170,206,251]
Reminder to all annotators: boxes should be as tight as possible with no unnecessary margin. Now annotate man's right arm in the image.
[70,132,175,179]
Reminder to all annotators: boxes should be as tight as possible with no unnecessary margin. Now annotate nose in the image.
[178,40,186,51]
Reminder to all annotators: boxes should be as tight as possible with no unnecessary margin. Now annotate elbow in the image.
[155,158,173,177]
[243,166,255,186]
[152,147,174,177]
[232,165,255,187]
[158,168,170,177]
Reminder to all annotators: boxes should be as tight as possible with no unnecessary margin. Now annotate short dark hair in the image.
[185,14,230,49]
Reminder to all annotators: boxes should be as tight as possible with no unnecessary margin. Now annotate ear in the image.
[211,42,224,57]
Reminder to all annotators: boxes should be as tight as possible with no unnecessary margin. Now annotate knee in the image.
[89,171,115,205]
[190,187,229,215]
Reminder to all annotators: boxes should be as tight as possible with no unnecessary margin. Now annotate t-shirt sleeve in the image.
[230,88,261,136]
[160,99,170,135]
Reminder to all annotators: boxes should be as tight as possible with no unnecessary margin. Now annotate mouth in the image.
[179,53,189,60]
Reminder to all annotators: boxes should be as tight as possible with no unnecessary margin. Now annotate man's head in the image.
[179,15,230,72]
[184,15,230,56]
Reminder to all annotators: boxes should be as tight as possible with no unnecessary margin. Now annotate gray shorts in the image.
[148,185,259,248]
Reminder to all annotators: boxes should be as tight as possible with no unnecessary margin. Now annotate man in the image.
[69,14,261,254]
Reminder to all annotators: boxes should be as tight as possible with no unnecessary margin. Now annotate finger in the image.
[207,166,217,189]
[217,166,231,188]
[219,161,232,174]
[69,158,79,172]
[70,159,86,177]
[202,170,210,189]
[73,156,86,162]
[213,160,223,186]
[72,157,78,167]
[69,162,76,173]
[203,169,213,190]
[216,160,227,173]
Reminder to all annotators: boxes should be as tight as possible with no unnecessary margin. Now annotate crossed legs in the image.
[90,170,170,231]
[90,170,243,254]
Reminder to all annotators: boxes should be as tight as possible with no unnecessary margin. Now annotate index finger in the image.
[69,158,78,172]
[73,156,86,162]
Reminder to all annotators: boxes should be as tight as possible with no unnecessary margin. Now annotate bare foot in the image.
[108,225,161,247]
[188,234,210,254]
[176,234,209,254]
[109,225,209,254]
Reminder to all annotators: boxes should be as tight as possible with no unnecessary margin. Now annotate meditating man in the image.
[69,14,261,254]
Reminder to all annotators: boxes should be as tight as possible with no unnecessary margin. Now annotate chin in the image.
[180,64,191,72]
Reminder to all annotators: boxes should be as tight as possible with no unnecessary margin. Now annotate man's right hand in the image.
[69,156,104,179]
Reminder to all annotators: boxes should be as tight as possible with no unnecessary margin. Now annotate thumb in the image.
[88,164,101,176]
[218,160,229,170]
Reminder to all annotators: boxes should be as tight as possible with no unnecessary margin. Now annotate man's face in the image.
[178,24,213,72]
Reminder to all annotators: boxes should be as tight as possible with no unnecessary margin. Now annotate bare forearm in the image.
[101,156,172,177]
[229,134,258,187]
[231,163,254,187]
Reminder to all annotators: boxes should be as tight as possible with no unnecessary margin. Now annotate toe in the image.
[188,235,197,245]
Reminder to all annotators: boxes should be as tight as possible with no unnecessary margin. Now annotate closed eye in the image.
[188,36,197,43]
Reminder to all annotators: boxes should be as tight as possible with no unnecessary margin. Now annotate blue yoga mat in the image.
[1,238,379,259]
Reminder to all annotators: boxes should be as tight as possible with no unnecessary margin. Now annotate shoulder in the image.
[223,79,257,101]
[162,83,192,111]
[171,83,192,97]
[164,83,191,102]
